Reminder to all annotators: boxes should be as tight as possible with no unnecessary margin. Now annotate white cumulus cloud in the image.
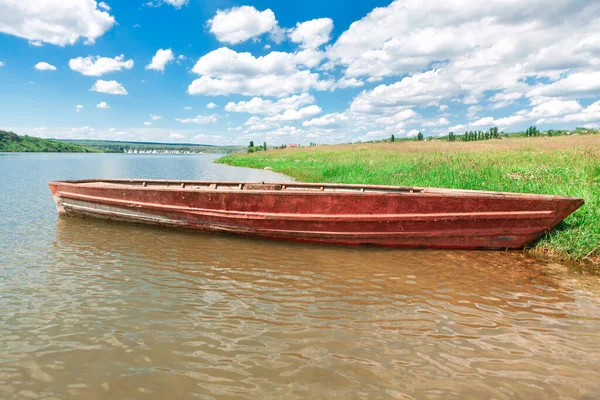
[145,48,174,72]
[318,0,600,134]
[225,93,315,115]
[335,78,364,89]
[208,6,278,44]
[150,114,162,120]
[529,99,600,124]
[0,0,115,46]
[330,0,600,81]
[543,100,600,124]
[34,62,56,71]
[90,80,128,95]
[69,55,134,76]
[176,115,218,124]
[527,99,583,118]
[166,0,187,7]
[350,70,459,113]
[96,101,110,109]
[303,113,349,128]
[289,18,333,49]
[206,102,217,109]
[98,2,110,11]
[527,71,600,100]
[188,48,325,97]
[375,109,418,126]
[266,105,322,122]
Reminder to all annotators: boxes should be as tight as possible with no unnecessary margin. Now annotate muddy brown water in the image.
[1,153,599,399]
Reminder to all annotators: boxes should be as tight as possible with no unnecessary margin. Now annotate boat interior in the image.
[64,179,427,194]
[53,179,582,200]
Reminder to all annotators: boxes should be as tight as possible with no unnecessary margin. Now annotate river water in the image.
[1,153,599,399]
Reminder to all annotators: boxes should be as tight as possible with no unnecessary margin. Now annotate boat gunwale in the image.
[48,178,585,203]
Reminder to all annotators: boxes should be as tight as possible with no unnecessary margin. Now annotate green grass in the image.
[217,136,600,268]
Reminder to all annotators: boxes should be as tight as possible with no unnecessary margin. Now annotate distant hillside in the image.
[64,139,245,154]
[0,131,101,153]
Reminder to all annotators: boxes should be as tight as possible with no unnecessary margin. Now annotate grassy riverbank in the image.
[218,135,600,268]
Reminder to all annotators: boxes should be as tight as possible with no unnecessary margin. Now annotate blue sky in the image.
[1,0,600,145]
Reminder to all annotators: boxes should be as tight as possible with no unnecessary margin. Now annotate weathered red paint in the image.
[48,179,584,249]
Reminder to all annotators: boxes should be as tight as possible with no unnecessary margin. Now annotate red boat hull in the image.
[48,179,583,250]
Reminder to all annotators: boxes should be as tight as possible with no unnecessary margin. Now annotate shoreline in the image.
[216,135,599,271]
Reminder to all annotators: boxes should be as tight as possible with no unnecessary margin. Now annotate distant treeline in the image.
[0,131,100,153]
[65,139,245,154]
[0,132,246,154]
[247,140,268,153]
[362,126,600,145]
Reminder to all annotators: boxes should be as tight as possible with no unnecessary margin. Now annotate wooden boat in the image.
[48,179,583,250]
